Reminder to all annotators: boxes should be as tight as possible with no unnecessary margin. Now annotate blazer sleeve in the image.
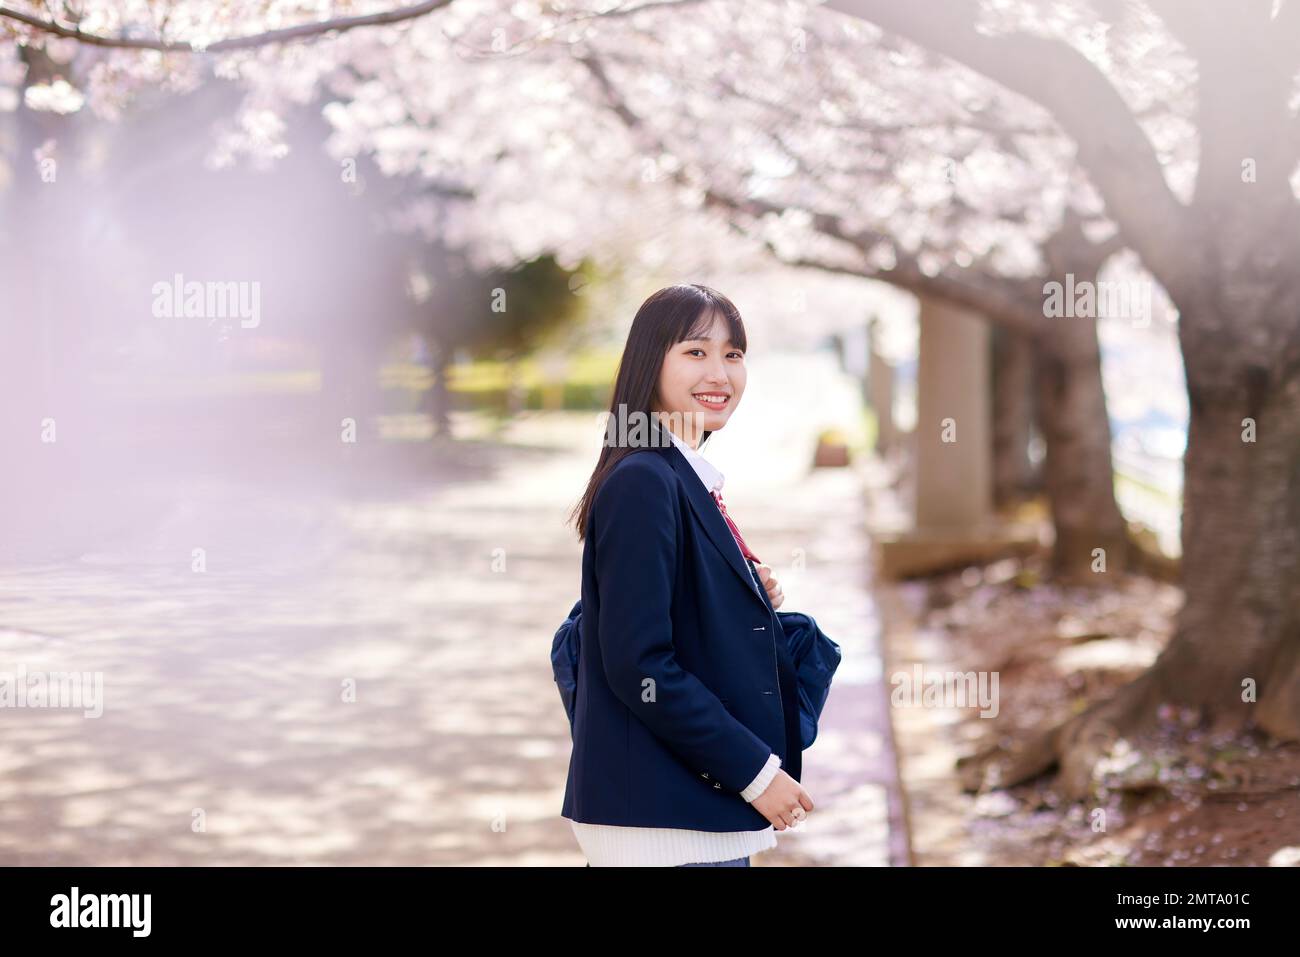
[592,457,774,794]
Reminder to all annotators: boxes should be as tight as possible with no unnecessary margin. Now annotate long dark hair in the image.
[568,283,747,541]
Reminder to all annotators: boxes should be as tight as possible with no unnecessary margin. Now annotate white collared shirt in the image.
[566,426,783,866]
[664,427,725,496]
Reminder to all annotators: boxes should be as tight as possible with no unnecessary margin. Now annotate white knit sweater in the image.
[567,426,784,866]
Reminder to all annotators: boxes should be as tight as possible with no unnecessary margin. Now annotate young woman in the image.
[561,283,814,867]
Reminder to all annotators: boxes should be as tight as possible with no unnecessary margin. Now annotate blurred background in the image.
[0,0,1296,867]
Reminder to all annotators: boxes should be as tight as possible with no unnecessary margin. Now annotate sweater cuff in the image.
[739,752,782,803]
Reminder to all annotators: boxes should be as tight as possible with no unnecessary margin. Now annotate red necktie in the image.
[711,488,761,564]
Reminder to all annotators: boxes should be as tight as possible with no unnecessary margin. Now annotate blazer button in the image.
[701,771,710,779]
[712,782,723,790]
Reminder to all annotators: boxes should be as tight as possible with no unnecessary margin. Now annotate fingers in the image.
[762,790,814,830]
[755,564,784,607]
[779,803,809,830]
[784,794,812,831]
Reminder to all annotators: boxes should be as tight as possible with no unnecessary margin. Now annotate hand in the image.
[755,563,784,610]
[751,770,813,830]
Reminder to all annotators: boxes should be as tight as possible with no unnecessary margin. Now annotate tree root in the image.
[1257,637,1300,744]
[958,668,1164,801]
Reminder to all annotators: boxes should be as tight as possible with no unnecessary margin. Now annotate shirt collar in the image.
[664,427,724,495]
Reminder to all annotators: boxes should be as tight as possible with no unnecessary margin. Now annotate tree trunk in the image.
[426,338,453,436]
[1032,311,1131,580]
[1164,363,1300,737]
[991,326,1038,509]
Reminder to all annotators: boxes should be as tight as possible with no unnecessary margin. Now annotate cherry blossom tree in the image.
[51,0,1132,578]
[822,0,1300,795]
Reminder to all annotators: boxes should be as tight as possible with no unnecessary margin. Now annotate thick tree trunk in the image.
[1032,313,1130,580]
[1164,367,1300,737]
[1043,363,1300,797]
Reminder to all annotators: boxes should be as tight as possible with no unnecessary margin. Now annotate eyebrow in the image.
[682,338,741,348]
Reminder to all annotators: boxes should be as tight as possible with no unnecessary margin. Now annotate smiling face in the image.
[652,311,747,448]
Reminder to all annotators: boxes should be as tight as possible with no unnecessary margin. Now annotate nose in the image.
[702,357,728,386]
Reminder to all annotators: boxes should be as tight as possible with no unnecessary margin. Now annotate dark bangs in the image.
[678,288,747,353]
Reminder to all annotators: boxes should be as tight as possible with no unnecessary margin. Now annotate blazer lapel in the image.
[657,443,769,611]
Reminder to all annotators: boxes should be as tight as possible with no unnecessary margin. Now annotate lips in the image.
[692,392,730,408]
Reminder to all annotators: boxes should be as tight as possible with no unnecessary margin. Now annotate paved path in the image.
[0,369,900,865]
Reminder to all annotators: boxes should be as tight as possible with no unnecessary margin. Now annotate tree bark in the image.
[1032,313,1131,580]
[1165,350,1300,739]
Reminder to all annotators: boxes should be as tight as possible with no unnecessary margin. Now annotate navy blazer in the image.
[560,437,804,831]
